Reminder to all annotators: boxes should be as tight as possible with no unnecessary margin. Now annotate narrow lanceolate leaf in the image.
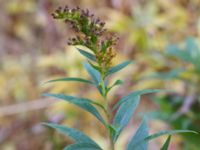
[43,123,102,149]
[107,124,117,141]
[88,61,101,72]
[83,63,101,85]
[77,48,96,62]
[126,119,148,150]
[113,89,163,110]
[107,79,123,92]
[106,60,133,76]
[43,93,106,126]
[160,135,171,150]
[112,95,140,142]
[134,130,198,149]
[45,77,94,85]
[64,142,101,150]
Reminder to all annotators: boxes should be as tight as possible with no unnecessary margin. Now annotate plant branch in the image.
[100,74,115,150]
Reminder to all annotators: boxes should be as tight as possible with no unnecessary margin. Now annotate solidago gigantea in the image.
[43,6,197,150]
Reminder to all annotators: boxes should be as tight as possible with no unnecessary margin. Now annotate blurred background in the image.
[0,0,200,149]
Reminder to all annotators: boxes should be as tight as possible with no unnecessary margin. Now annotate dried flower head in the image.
[52,6,119,76]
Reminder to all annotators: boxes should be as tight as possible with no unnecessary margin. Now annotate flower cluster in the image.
[52,6,118,72]
[96,47,116,69]
[52,6,106,41]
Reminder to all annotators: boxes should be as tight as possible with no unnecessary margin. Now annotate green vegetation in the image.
[43,6,197,150]
[1,1,200,149]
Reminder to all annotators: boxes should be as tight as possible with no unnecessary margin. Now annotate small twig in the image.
[171,94,196,120]
[0,98,54,117]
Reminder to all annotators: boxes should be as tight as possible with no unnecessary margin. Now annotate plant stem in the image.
[106,103,115,150]
[100,75,115,150]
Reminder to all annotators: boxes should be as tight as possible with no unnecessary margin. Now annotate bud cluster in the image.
[52,6,106,39]
[52,6,119,72]
[96,47,116,69]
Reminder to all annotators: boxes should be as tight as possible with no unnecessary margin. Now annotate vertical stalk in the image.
[106,103,115,150]
[100,75,115,150]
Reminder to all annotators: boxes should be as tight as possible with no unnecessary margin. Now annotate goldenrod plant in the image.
[43,6,197,150]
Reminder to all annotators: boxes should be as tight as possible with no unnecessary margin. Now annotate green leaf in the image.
[112,89,165,141]
[113,89,163,110]
[112,95,140,142]
[106,60,133,76]
[160,135,171,150]
[113,79,124,85]
[83,63,103,95]
[44,77,94,85]
[83,63,101,85]
[107,79,123,92]
[64,142,101,150]
[43,93,106,126]
[126,119,148,150]
[43,123,102,149]
[88,61,101,72]
[134,130,198,149]
[166,44,192,63]
[145,68,185,80]
[108,125,117,140]
[77,48,96,62]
